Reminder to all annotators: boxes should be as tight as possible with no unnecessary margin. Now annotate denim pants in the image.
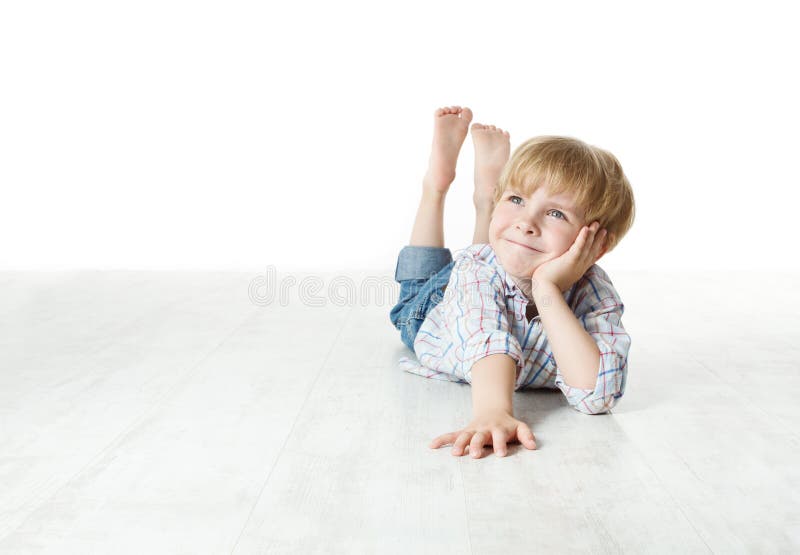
[389,245,455,351]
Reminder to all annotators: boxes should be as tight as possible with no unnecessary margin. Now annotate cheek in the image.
[488,214,504,237]
[490,209,513,230]
[553,230,580,253]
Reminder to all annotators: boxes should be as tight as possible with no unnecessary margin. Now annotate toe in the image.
[461,107,473,123]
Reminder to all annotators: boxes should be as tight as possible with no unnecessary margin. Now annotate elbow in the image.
[572,355,627,415]
[573,391,623,415]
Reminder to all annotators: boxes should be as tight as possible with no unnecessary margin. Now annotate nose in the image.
[515,219,540,235]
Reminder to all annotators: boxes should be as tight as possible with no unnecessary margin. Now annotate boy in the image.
[389,106,635,459]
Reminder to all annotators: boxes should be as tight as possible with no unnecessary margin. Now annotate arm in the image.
[471,353,517,414]
[428,252,537,458]
[532,281,600,390]
[555,274,630,414]
[530,223,629,414]
[536,268,630,415]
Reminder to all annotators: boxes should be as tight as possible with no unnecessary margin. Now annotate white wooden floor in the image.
[0,269,798,554]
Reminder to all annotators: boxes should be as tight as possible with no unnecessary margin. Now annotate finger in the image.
[491,429,508,457]
[583,228,600,254]
[567,230,584,258]
[586,223,601,243]
[430,432,459,449]
[570,228,591,262]
[469,431,486,458]
[582,224,604,256]
[574,225,594,252]
[517,423,537,450]
[452,431,472,456]
[583,227,594,251]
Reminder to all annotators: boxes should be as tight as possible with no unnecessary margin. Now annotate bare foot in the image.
[471,123,510,209]
[423,106,473,195]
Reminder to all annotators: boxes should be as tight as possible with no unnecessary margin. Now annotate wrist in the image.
[470,354,516,415]
[531,278,561,301]
[473,405,514,421]
[473,401,513,415]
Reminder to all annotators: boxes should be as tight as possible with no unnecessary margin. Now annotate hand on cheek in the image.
[533,221,610,292]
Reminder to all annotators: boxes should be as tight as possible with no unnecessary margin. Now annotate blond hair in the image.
[495,136,635,252]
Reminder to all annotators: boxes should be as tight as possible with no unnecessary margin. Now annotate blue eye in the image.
[548,209,566,220]
[508,195,523,205]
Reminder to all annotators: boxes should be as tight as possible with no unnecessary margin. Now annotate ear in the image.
[595,233,614,262]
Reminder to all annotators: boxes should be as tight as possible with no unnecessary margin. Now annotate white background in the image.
[1,0,797,272]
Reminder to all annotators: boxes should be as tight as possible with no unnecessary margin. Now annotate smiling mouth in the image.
[506,239,542,253]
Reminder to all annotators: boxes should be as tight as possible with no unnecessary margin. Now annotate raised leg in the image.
[470,122,511,245]
[409,106,472,247]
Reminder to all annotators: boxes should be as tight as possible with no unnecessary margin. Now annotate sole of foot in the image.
[423,105,473,195]
[471,122,510,208]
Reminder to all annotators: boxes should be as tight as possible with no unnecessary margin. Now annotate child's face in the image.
[489,186,587,280]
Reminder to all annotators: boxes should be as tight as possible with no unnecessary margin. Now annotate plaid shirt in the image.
[398,243,630,415]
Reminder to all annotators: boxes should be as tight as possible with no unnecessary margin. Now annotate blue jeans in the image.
[389,245,455,351]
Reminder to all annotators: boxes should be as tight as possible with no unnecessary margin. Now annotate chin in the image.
[495,250,536,278]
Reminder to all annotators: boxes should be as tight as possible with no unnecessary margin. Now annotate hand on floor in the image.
[429,409,537,458]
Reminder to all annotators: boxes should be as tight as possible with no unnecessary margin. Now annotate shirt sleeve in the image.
[420,253,523,384]
[553,266,631,415]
